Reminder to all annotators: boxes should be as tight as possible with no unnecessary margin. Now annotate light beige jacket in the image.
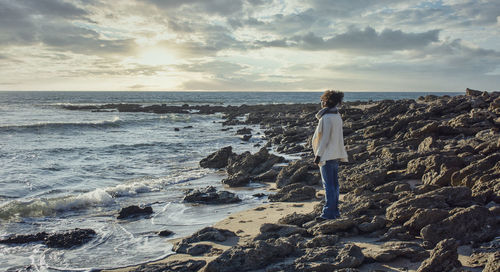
[312,112,348,166]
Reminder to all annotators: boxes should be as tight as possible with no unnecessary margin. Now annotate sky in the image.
[0,0,499,92]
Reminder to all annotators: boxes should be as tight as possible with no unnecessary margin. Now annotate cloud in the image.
[256,27,440,53]
[145,0,246,16]
[0,0,134,56]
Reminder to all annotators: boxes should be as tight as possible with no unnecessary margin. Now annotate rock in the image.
[420,205,496,246]
[174,127,180,131]
[303,234,339,248]
[295,244,364,271]
[484,251,500,272]
[386,186,472,224]
[255,223,309,240]
[451,153,500,188]
[278,212,316,227]
[466,88,483,96]
[117,205,153,219]
[364,241,428,262]
[403,208,449,235]
[252,169,279,183]
[417,238,461,272]
[422,164,460,187]
[184,243,212,256]
[183,186,241,204]
[241,134,252,141]
[268,183,316,202]
[173,227,236,255]
[275,160,315,188]
[310,218,357,235]
[236,127,252,135]
[357,216,386,233]
[128,259,206,272]
[406,154,463,179]
[158,230,174,237]
[221,172,251,187]
[226,147,284,177]
[200,146,235,169]
[0,229,96,249]
[205,237,296,272]
[378,226,414,242]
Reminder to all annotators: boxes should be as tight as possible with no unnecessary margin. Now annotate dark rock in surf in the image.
[200,146,235,169]
[117,205,153,219]
[0,228,96,249]
[183,186,241,204]
[158,230,174,237]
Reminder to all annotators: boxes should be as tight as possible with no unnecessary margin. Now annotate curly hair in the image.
[320,90,344,108]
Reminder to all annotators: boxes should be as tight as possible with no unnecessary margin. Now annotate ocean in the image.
[0,91,462,271]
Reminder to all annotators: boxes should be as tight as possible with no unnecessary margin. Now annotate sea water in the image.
[0,91,461,271]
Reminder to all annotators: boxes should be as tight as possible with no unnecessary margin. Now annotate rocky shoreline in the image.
[38,89,500,271]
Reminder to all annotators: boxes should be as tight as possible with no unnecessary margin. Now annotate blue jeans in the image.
[320,160,340,219]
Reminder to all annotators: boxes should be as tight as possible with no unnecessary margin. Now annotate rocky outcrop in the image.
[420,205,497,246]
[417,239,461,272]
[117,205,153,219]
[173,227,236,255]
[294,244,364,272]
[128,259,206,272]
[0,228,96,249]
[364,241,428,262]
[205,236,297,272]
[183,186,241,204]
[200,146,235,169]
[275,160,319,188]
[268,183,316,202]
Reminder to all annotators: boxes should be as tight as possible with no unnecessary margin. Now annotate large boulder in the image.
[420,205,496,246]
[294,244,364,271]
[183,186,241,204]
[254,223,309,240]
[205,237,296,272]
[117,205,153,219]
[451,153,500,188]
[226,147,284,176]
[417,239,461,272]
[364,241,428,262]
[268,183,316,202]
[275,160,317,188]
[386,186,472,224]
[403,208,450,235]
[173,227,236,255]
[200,146,235,169]
[221,172,251,187]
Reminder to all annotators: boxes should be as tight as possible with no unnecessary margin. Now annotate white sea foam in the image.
[0,189,115,220]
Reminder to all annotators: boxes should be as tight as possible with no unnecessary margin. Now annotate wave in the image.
[0,189,115,221]
[0,117,122,133]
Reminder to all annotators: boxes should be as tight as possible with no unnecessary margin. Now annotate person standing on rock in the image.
[312,90,348,221]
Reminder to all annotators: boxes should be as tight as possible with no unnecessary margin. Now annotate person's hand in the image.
[314,156,321,165]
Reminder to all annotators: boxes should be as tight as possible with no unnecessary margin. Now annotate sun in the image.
[136,46,178,66]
